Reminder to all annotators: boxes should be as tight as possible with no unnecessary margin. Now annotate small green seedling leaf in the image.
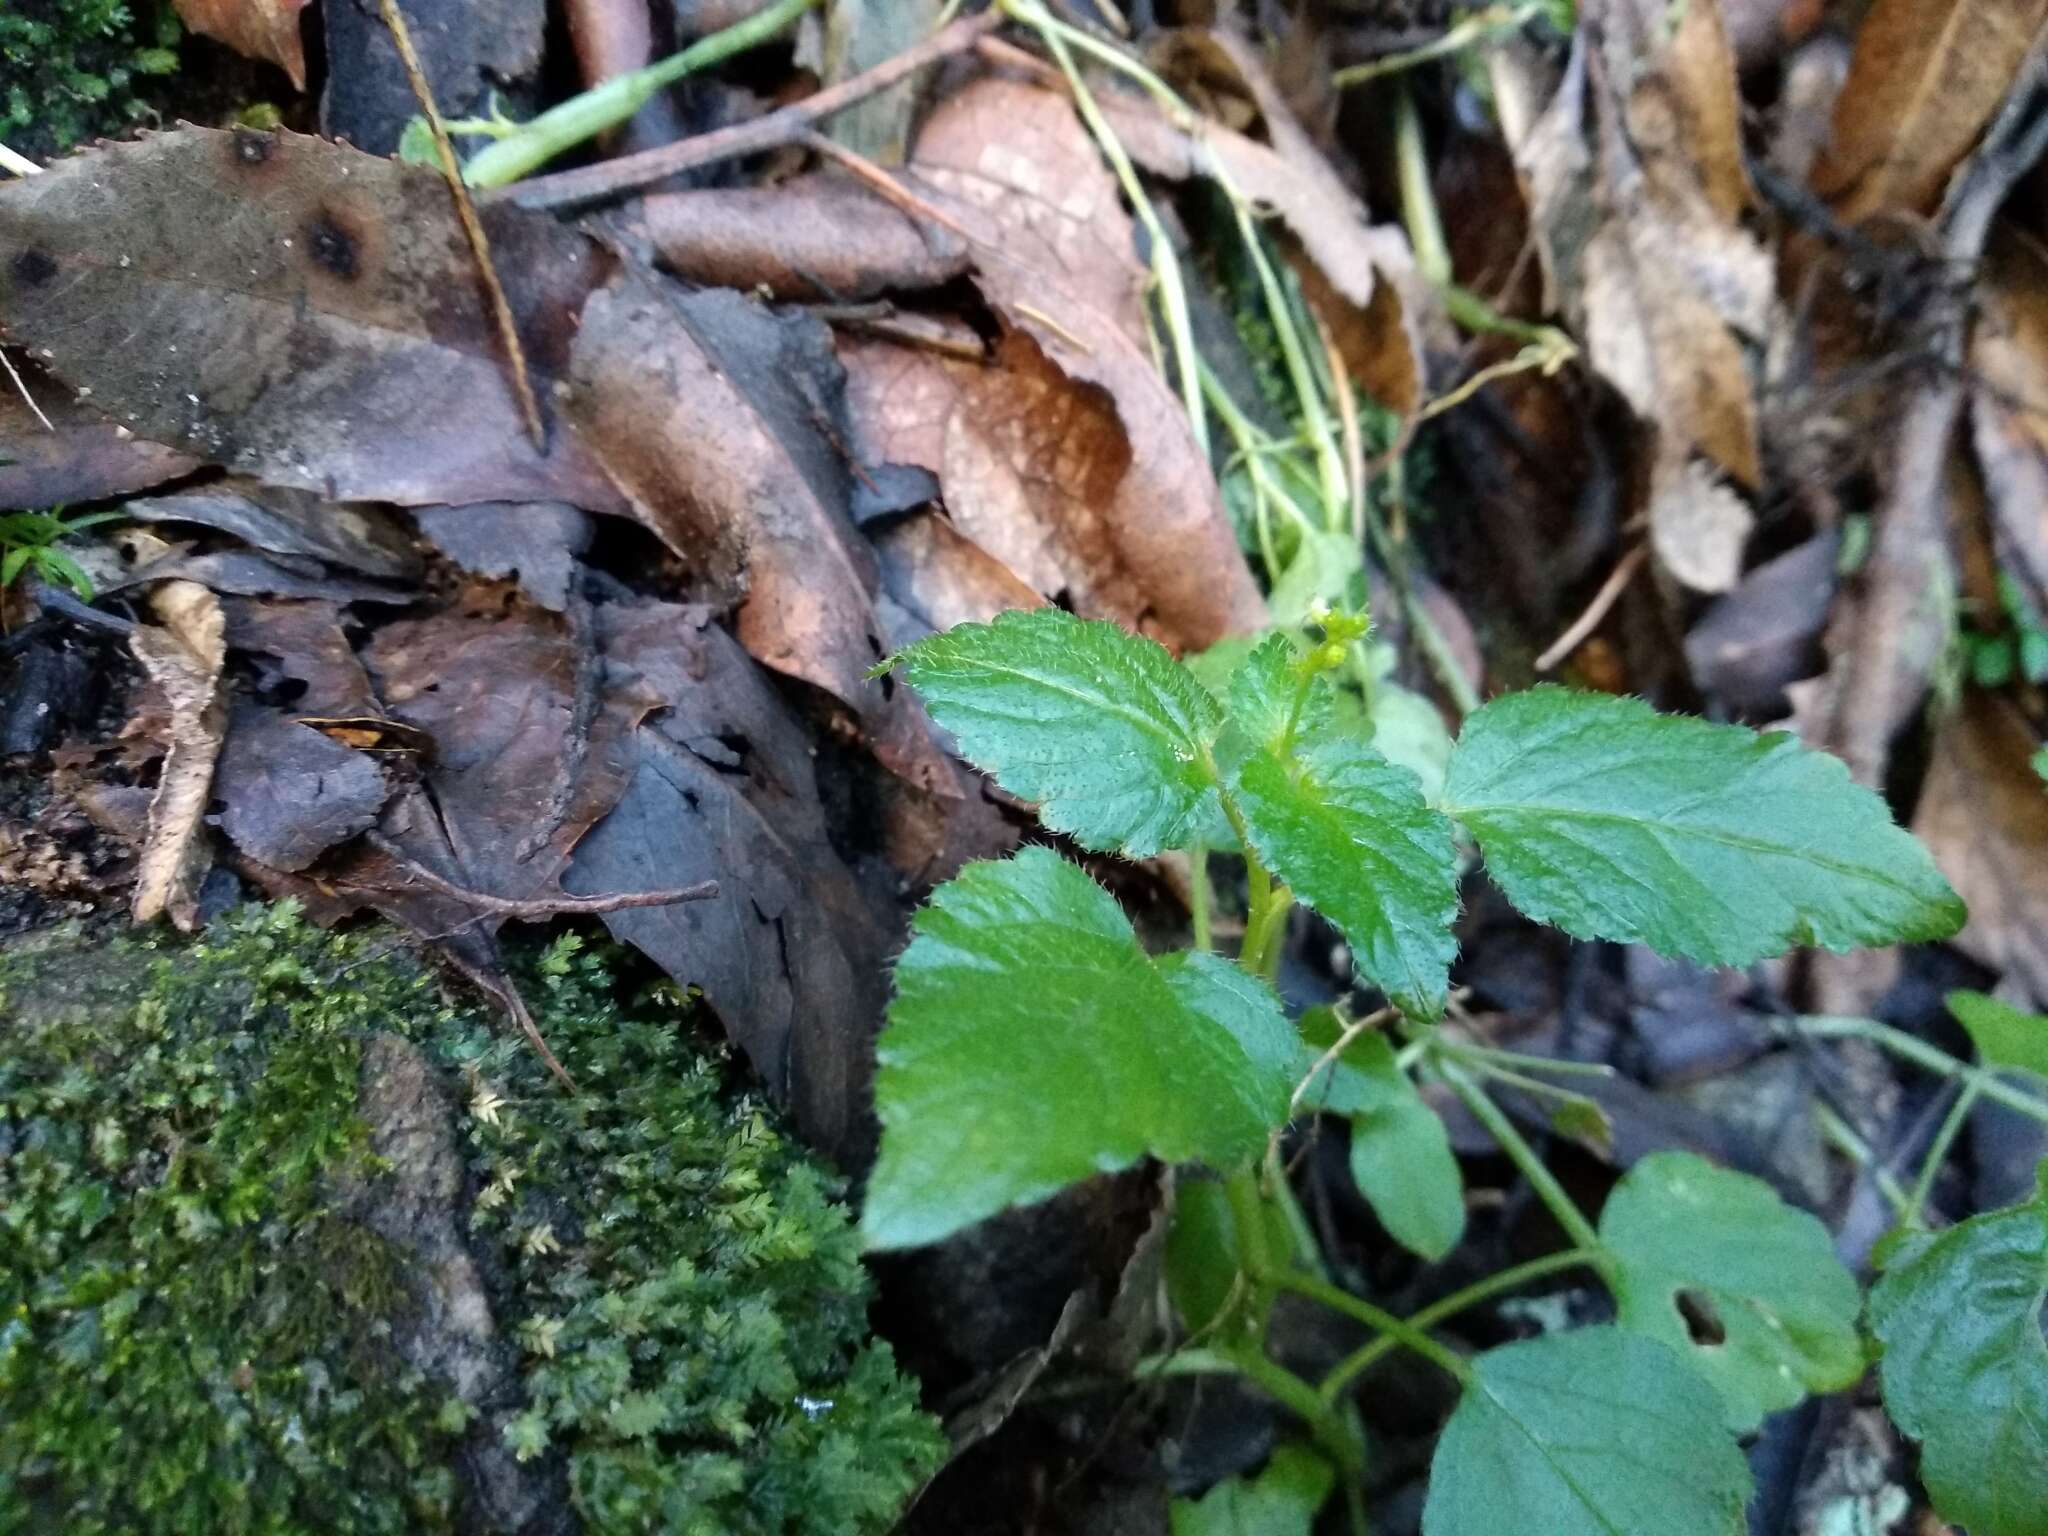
[1223,730,1459,1018]
[1166,1177,1291,1338]
[1295,1015,1464,1261]
[893,609,1228,856]
[1869,1171,2048,1536]
[1226,631,1333,754]
[1601,1151,1862,1431]
[1949,990,2048,1081]
[1423,1327,1751,1536]
[1171,1445,1333,1536]
[1441,687,1965,964]
[862,848,1295,1250]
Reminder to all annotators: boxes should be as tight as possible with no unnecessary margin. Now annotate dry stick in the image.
[496,10,1003,211]
[1828,31,2048,790]
[1535,542,1647,672]
[377,0,548,451]
[1,349,53,432]
[365,830,718,917]
[445,949,580,1092]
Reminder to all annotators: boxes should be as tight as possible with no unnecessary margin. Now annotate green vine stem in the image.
[1267,1270,1474,1385]
[1903,1078,1985,1228]
[464,0,818,187]
[1796,1015,2048,1127]
[1318,1248,1600,1402]
[1434,1051,1605,1254]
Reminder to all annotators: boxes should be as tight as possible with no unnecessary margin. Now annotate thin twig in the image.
[1535,542,1647,671]
[796,128,977,252]
[378,0,548,451]
[1,349,53,431]
[496,11,1003,211]
[445,950,579,1091]
[365,830,718,916]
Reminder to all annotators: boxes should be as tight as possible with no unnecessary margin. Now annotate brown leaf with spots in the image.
[0,126,622,512]
[1914,692,2048,1008]
[174,0,312,90]
[840,77,1266,651]
[130,579,226,929]
[1811,0,2048,220]
[0,364,200,511]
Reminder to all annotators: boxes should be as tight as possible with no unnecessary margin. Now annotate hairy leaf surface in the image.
[1224,731,1458,1018]
[1869,1176,2048,1536]
[862,848,1294,1249]
[895,609,1228,856]
[1602,1151,1862,1430]
[1441,687,1965,963]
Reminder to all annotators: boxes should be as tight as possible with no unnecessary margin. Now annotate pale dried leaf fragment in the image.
[1914,692,2048,1006]
[174,0,311,90]
[131,579,227,929]
[1969,225,2048,609]
[1811,0,2048,220]
[1649,458,1756,594]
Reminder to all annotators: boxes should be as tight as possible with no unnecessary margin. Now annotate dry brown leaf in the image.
[1969,224,2048,610]
[130,578,227,929]
[1811,0,2048,220]
[0,365,200,511]
[871,510,1049,633]
[0,127,622,511]
[1647,457,1756,593]
[565,271,954,789]
[1914,692,2048,1006]
[174,0,309,89]
[844,77,1266,650]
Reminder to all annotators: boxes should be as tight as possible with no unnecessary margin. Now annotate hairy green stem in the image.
[1318,1248,1599,1401]
[1814,1101,1914,1218]
[1189,843,1213,953]
[1436,1053,1604,1253]
[464,0,818,187]
[1267,1270,1473,1385]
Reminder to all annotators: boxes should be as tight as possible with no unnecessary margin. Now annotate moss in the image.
[0,906,944,1535]
[0,0,180,157]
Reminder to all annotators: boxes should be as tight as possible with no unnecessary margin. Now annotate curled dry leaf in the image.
[1969,225,2048,612]
[1914,692,2048,1007]
[839,77,1265,652]
[173,0,312,90]
[1810,0,2048,220]
[130,579,227,929]
[0,127,623,512]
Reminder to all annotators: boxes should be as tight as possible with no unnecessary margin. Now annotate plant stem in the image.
[1393,83,1451,286]
[1318,1248,1599,1401]
[1240,879,1295,982]
[1814,1101,1915,1219]
[1189,843,1213,952]
[1796,1016,2048,1127]
[1436,1053,1604,1254]
[1332,1,1543,88]
[465,0,818,187]
[1904,1078,1984,1228]
[1266,1270,1473,1385]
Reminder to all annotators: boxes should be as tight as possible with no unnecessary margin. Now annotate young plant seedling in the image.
[860,605,2037,1536]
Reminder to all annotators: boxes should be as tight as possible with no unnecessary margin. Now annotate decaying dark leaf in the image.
[413,502,591,612]
[0,367,200,511]
[125,481,421,581]
[322,0,548,157]
[0,127,623,512]
[870,509,1047,635]
[562,598,897,1158]
[1970,225,2048,614]
[222,596,380,715]
[1914,692,2048,1008]
[214,704,389,872]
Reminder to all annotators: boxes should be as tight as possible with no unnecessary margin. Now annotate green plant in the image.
[860,603,2046,1535]
[0,0,179,157]
[1,905,942,1535]
[0,506,123,597]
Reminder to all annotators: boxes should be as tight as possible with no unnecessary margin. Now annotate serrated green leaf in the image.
[1423,1328,1751,1536]
[1226,632,1333,754]
[1441,687,1965,964]
[1601,1151,1862,1431]
[1222,730,1459,1018]
[894,608,1230,856]
[1869,1174,2048,1536]
[1949,990,2048,1081]
[1269,526,1364,627]
[1171,1445,1333,1536]
[861,848,1295,1250]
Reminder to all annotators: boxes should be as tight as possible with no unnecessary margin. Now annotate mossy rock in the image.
[0,905,944,1535]
[0,1,181,158]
